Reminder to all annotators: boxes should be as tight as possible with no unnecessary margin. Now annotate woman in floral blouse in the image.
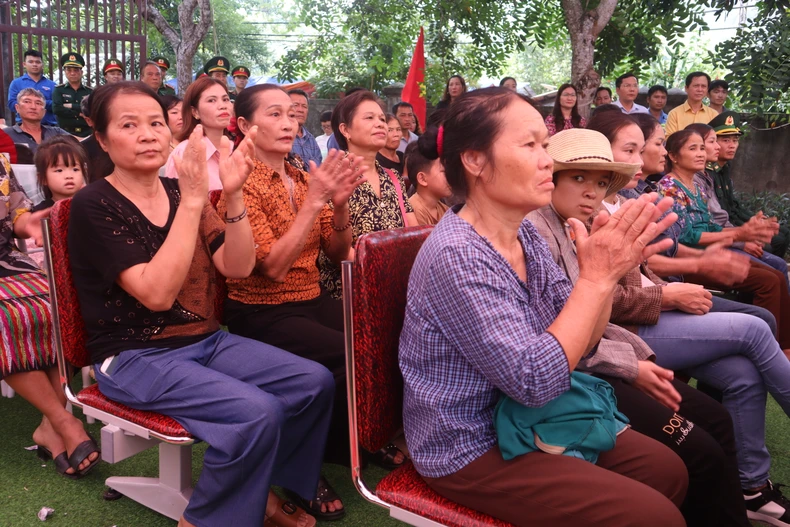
[656,128,790,351]
[0,156,100,479]
[545,83,587,136]
[318,90,416,299]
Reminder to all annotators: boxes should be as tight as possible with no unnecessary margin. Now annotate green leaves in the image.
[712,5,790,121]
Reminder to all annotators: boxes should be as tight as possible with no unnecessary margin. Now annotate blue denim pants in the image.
[637,311,790,489]
[94,331,335,527]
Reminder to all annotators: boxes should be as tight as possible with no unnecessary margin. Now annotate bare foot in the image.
[32,417,75,476]
[178,516,197,527]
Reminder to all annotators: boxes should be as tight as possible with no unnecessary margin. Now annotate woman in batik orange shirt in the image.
[217,83,369,521]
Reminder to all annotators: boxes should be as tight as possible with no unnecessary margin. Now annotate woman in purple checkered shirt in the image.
[399,87,688,526]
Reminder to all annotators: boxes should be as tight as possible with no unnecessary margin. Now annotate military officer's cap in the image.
[60,52,85,69]
[102,58,124,75]
[153,56,170,71]
[204,56,230,74]
[709,111,743,136]
[232,66,251,78]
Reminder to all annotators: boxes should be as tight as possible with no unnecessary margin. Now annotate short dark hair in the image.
[287,88,308,100]
[392,101,413,114]
[595,86,612,98]
[499,76,516,87]
[34,135,88,200]
[647,85,668,98]
[331,90,382,151]
[320,110,332,122]
[709,80,729,92]
[160,94,182,112]
[404,140,436,188]
[630,113,662,142]
[591,103,621,117]
[90,81,168,138]
[685,122,715,140]
[24,49,43,60]
[685,71,711,88]
[615,73,637,89]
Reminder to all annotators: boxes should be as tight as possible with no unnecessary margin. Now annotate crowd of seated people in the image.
[4,59,790,527]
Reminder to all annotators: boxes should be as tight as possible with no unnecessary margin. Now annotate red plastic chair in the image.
[342,226,514,527]
[43,200,197,521]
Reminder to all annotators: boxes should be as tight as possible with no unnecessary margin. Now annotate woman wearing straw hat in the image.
[529,127,752,527]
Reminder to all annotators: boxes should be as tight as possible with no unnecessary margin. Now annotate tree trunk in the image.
[145,0,213,95]
[561,0,618,118]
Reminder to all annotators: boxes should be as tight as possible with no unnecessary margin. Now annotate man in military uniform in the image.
[204,56,230,86]
[102,58,125,84]
[229,65,250,102]
[708,111,790,258]
[152,56,176,96]
[52,53,93,137]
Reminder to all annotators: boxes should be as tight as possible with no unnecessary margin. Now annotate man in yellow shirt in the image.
[664,71,719,136]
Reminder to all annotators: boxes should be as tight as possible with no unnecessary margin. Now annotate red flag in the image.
[401,27,426,129]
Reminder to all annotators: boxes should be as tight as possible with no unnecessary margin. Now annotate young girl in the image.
[32,135,87,211]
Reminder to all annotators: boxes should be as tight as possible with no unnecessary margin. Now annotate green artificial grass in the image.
[2,389,788,526]
[1,392,401,527]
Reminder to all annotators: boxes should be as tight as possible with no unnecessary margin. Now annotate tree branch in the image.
[145,3,180,50]
[591,0,618,38]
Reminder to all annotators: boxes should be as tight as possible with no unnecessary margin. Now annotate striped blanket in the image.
[0,272,55,379]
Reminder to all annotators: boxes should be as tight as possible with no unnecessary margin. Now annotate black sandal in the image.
[37,445,79,480]
[369,443,407,470]
[67,434,100,477]
[284,476,345,521]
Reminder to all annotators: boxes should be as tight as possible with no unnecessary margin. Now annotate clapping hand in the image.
[172,125,209,208]
[306,149,367,208]
[571,193,677,287]
[219,127,258,196]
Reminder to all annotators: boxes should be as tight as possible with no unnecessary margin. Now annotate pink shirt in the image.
[165,135,224,191]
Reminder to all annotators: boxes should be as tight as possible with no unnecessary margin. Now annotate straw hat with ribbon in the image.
[548,128,642,196]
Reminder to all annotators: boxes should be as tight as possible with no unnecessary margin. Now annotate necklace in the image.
[669,171,697,196]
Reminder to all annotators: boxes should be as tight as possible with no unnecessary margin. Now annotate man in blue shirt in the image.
[647,85,669,124]
[7,49,58,126]
[288,89,322,171]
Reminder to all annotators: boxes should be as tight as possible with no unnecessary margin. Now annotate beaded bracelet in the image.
[225,208,248,224]
[332,218,352,232]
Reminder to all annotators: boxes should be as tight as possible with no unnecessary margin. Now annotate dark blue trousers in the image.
[94,330,335,527]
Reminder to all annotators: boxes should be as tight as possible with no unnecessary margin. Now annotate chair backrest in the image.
[46,199,92,368]
[348,225,432,453]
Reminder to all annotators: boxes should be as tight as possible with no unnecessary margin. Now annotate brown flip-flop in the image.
[264,496,316,527]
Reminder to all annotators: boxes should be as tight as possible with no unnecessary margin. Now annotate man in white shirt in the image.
[315,111,333,159]
[393,102,419,153]
[613,73,649,114]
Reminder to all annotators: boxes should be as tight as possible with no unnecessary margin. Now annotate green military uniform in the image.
[229,65,250,102]
[52,53,93,138]
[708,111,790,257]
[152,56,176,97]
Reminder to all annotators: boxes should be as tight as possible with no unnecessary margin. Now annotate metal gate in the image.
[0,0,147,122]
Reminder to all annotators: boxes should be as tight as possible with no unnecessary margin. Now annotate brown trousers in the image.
[686,259,790,348]
[423,429,688,527]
